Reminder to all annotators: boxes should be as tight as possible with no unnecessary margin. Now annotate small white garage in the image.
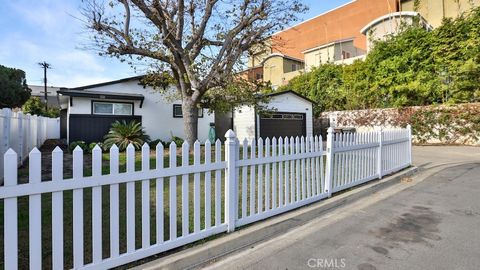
[233,90,314,142]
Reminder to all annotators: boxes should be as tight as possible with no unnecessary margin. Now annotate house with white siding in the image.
[232,90,314,142]
[57,76,214,144]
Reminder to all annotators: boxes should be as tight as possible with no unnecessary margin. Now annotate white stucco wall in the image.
[233,92,313,142]
[66,79,214,143]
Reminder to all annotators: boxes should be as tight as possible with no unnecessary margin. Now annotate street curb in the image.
[131,167,418,270]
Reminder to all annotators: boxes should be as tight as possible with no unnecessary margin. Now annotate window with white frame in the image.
[92,102,133,115]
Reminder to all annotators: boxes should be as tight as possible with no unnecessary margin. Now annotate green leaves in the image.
[0,65,31,109]
[22,97,60,117]
[103,120,151,151]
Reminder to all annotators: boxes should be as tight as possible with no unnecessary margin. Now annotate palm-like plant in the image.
[103,120,150,151]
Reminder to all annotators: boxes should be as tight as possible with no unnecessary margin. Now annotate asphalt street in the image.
[203,146,480,270]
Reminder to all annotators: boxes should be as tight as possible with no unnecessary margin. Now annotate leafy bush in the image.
[22,96,60,117]
[171,135,184,146]
[103,120,150,151]
[149,139,166,149]
[88,142,104,152]
[68,141,88,153]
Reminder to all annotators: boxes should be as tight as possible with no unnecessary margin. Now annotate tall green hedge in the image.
[279,7,480,115]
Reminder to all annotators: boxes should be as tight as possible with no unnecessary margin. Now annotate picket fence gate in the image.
[0,126,412,269]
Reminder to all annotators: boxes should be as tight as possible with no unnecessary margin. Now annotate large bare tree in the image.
[81,0,305,145]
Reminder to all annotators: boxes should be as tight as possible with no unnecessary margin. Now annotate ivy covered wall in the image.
[321,103,480,145]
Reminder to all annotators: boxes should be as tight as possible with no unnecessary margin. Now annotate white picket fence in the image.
[0,108,60,183]
[0,126,412,269]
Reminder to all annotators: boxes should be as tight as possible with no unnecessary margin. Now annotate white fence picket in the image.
[257,138,263,213]
[278,137,284,207]
[141,143,151,248]
[181,142,189,236]
[28,148,42,269]
[265,138,271,211]
[194,141,201,233]
[155,143,165,244]
[126,144,136,252]
[52,147,64,268]
[72,146,84,268]
[272,137,277,209]
[0,127,412,269]
[109,145,120,258]
[214,139,222,226]
[169,143,177,240]
[205,140,212,229]
[92,145,102,263]
[249,138,256,215]
[241,139,248,218]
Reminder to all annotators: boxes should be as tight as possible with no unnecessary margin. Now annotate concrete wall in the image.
[66,79,214,143]
[304,40,365,70]
[320,103,480,145]
[263,55,285,89]
[365,15,416,51]
[262,55,304,88]
[304,45,335,71]
[401,0,480,28]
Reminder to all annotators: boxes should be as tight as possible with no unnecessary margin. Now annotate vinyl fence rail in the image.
[0,126,412,270]
[0,108,60,183]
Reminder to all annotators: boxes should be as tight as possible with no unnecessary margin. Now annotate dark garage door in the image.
[259,112,306,139]
[69,114,142,143]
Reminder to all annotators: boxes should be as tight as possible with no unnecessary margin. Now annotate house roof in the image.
[68,75,145,90]
[264,90,316,105]
[360,11,432,34]
[302,37,355,54]
[272,0,357,36]
[57,89,145,101]
[261,53,304,65]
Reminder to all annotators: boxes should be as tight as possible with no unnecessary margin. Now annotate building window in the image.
[342,51,351,59]
[173,104,204,118]
[92,102,133,115]
[256,73,263,80]
[291,64,298,72]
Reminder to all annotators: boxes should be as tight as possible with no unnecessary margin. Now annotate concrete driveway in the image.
[203,146,480,270]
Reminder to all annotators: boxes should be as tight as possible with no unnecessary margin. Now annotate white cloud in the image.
[7,0,80,34]
[1,1,138,88]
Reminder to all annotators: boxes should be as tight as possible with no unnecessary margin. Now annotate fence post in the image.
[324,127,334,197]
[2,108,11,154]
[377,128,383,179]
[225,129,237,232]
[4,149,18,270]
[407,124,412,165]
[18,112,24,164]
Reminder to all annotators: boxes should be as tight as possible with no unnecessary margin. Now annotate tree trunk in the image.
[182,98,198,146]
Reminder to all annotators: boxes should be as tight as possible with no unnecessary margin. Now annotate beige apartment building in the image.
[243,0,480,88]
[400,0,480,27]
[303,38,366,71]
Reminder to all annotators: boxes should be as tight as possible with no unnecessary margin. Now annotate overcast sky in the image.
[0,0,351,88]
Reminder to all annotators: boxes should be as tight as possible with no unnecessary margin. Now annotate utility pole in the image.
[38,61,51,110]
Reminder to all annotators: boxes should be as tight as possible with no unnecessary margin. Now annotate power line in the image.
[38,61,51,110]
